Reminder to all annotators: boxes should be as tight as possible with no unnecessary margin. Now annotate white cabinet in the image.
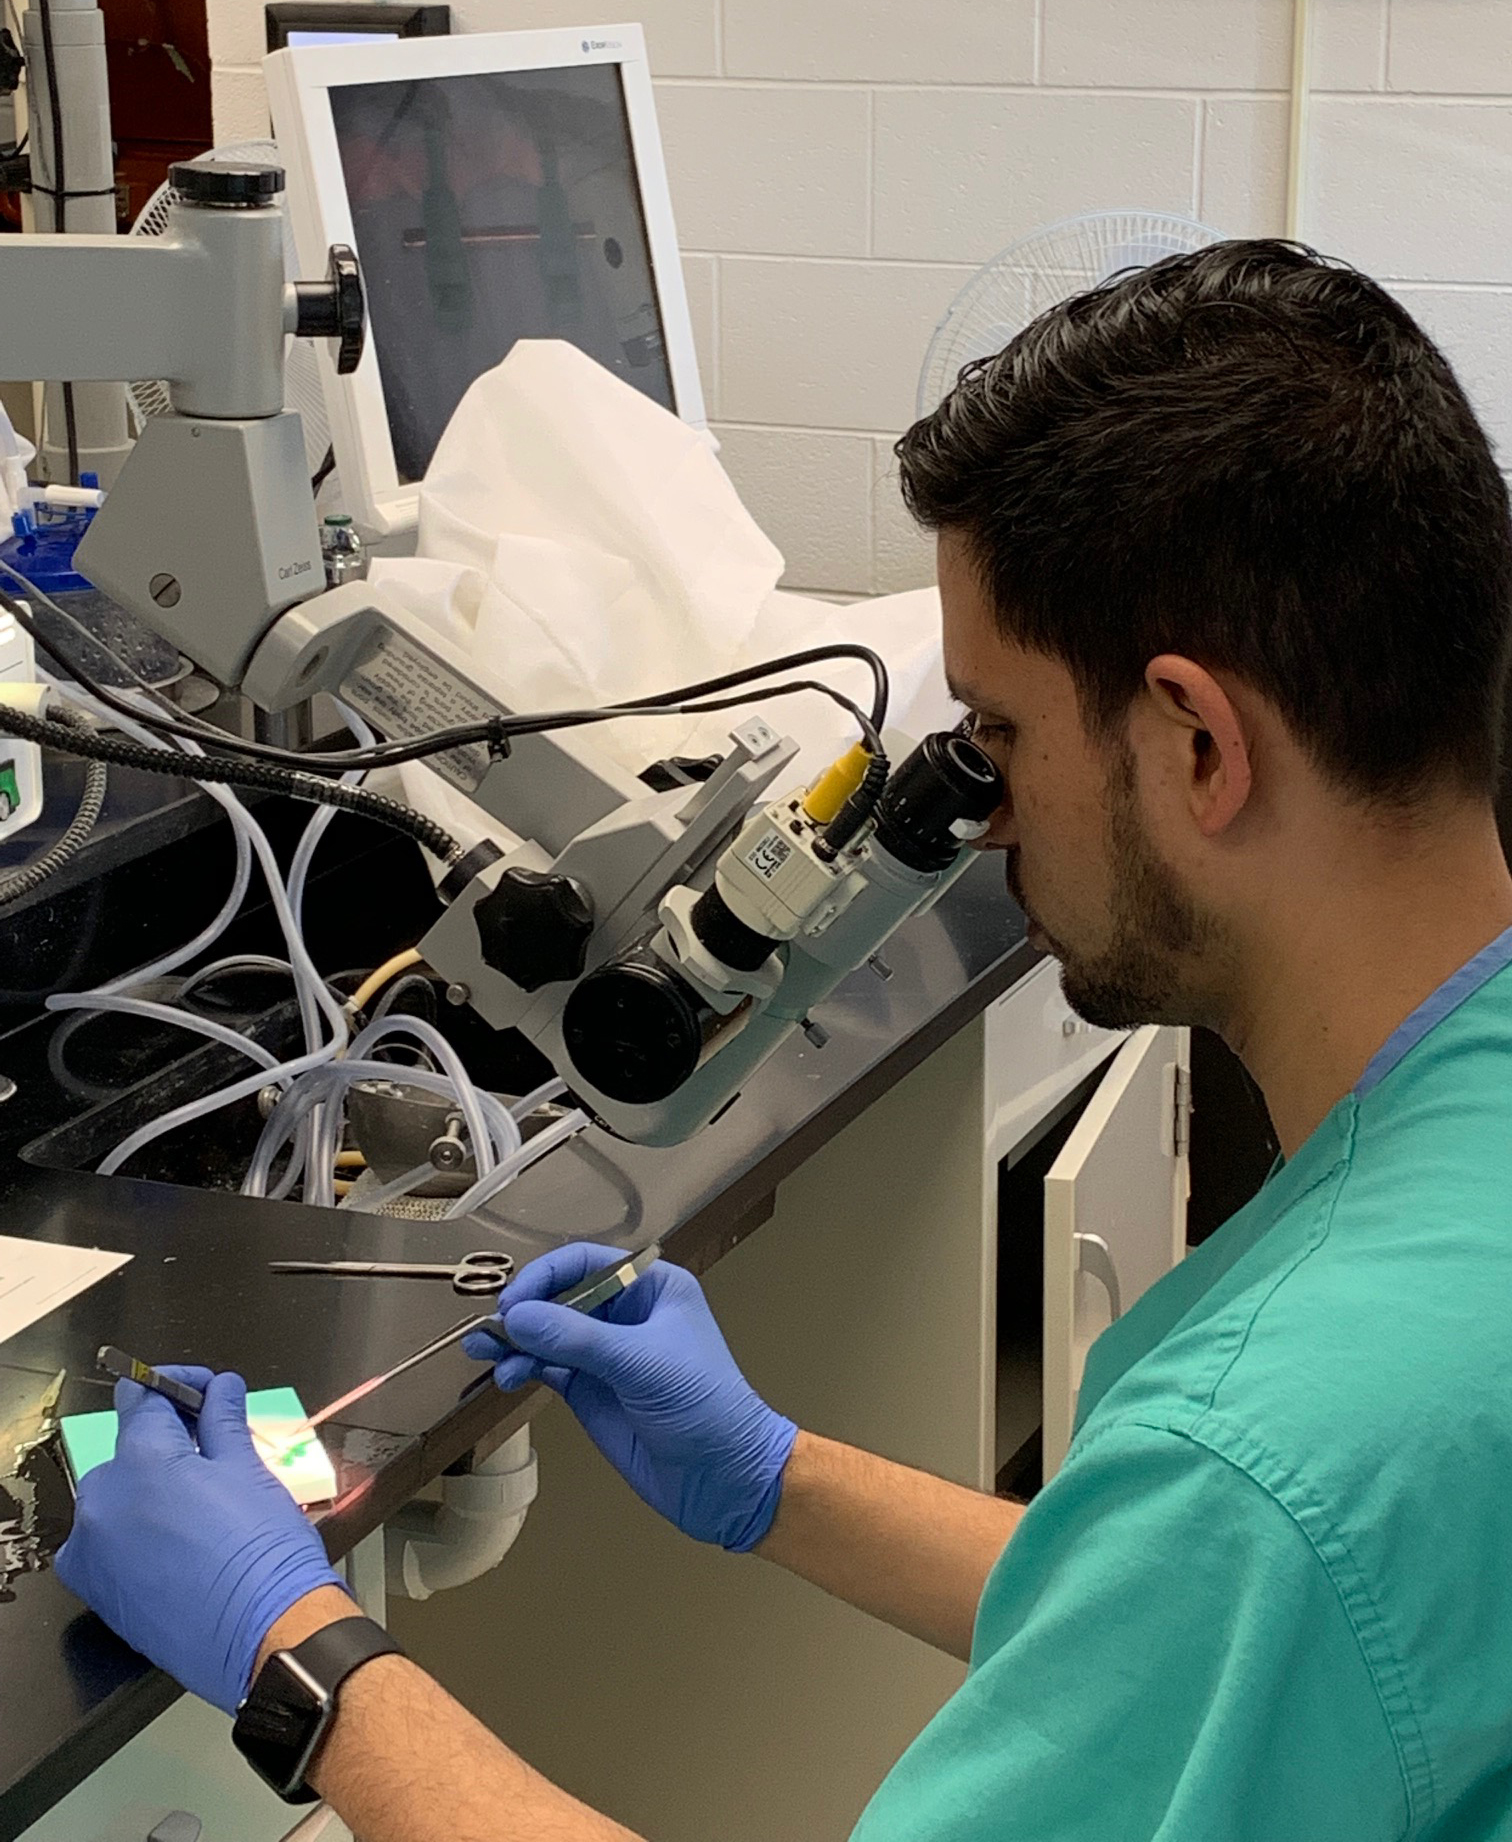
[983,958,1123,1169]
[1042,1024,1190,1476]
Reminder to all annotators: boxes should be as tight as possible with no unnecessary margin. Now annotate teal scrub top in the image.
[852,927,1512,1842]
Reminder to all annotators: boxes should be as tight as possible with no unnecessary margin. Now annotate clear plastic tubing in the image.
[241,1059,521,1200]
[509,1077,569,1121]
[55,696,341,1191]
[174,955,295,1003]
[97,1041,343,1177]
[45,992,282,1071]
[59,690,346,1058]
[444,1108,589,1220]
[58,689,343,1059]
[348,1014,512,1174]
[287,701,376,934]
[243,1075,333,1199]
[94,810,253,996]
[344,1160,434,1214]
[55,688,256,999]
[77,714,350,1175]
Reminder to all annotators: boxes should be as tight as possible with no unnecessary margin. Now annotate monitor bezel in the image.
[266,24,707,541]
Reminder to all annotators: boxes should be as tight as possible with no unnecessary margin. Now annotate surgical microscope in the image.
[0,157,1004,1149]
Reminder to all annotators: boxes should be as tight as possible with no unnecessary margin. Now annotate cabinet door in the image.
[983,958,1123,1170]
[1042,1025,1190,1478]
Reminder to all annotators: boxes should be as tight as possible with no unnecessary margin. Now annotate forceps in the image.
[268,1250,516,1297]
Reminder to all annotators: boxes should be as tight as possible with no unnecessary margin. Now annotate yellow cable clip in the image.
[802,742,872,825]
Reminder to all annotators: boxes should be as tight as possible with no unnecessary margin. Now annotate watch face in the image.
[235,1654,331,1796]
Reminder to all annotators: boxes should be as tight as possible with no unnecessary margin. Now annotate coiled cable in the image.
[0,710,106,906]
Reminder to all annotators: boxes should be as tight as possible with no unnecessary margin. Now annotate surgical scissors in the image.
[268,1251,515,1297]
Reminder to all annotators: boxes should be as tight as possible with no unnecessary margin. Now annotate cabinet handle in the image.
[1074,1231,1123,1319]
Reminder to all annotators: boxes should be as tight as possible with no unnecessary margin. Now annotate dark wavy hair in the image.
[898,240,1512,804]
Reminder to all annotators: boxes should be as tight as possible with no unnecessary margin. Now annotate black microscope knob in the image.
[473,868,595,993]
[328,245,365,374]
[292,245,366,374]
[171,160,284,208]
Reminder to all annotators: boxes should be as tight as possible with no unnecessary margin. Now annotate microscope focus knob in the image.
[328,245,366,374]
[293,245,367,375]
[170,159,284,208]
[473,868,595,993]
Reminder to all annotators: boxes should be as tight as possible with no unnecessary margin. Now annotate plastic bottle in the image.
[320,514,367,589]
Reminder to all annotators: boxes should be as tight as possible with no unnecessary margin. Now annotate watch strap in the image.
[235,1615,404,1802]
[286,1613,404,1685]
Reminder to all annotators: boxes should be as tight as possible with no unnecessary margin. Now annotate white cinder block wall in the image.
[210,0,1512,596]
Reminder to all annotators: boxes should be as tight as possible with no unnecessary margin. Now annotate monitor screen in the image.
[288,28,400,44]
[328,63,674,485]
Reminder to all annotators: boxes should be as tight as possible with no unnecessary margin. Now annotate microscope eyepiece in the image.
[871,733,1003,874]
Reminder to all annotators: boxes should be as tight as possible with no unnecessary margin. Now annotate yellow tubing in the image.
[350,946,424,1014]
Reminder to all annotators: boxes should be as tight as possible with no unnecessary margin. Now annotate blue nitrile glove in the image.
[54,1367,345,1715]
[463,1243,798,1551]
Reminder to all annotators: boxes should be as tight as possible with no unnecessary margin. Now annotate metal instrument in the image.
[96,1345,282,1459]
[293,1243,663,1436]
[268,1251,515,1297]
[97,1344,206,1415]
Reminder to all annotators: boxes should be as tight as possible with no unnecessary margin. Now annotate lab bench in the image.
[0,776,1040,1841]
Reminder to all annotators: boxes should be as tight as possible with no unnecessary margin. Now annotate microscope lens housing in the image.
[562,946,751,1107]
[560,733,1004,1111]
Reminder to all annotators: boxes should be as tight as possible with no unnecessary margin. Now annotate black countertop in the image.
[0,814,1033,1838]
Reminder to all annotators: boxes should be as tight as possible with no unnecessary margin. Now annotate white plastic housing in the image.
[0,613,43,841]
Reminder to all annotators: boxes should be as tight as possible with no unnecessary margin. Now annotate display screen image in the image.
[329,63,674,484]
[289,29,400,45]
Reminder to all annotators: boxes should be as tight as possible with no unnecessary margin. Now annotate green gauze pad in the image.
[61,1385,339,1506]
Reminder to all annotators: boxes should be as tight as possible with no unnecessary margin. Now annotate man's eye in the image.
[974,721,1015,747]
[954,710,1015,749]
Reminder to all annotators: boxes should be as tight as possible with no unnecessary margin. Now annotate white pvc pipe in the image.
[385,1429,537,1602]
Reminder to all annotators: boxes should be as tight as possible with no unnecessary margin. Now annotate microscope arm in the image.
[0,161,363,686]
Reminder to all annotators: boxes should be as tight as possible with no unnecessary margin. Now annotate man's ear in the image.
[1143,654,1253,836]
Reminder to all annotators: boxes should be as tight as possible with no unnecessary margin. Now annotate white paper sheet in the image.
[0,1236,131,1346]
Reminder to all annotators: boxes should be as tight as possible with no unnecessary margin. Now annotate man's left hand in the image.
[54,1367,345,1714]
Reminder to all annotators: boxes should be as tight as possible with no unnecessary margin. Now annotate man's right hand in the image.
[462,1243,797,1552]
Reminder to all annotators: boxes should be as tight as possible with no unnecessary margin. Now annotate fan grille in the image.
[917,211,1225,418]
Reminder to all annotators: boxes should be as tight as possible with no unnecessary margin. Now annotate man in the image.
[58,241,1512,1839]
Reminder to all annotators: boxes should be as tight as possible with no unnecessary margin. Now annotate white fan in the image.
[127,140,331,476]
[918,210,1227,418]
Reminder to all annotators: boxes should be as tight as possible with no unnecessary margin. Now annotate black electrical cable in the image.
[588,644,889,738]
[819,751,891,858]
[0,705,465,864]
[34,0,61,227]
[310,445,336,497]
[519,680,884,758]
[0,572,892,779]
[60,385,80,489]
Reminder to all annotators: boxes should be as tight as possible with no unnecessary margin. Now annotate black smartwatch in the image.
[232,1615,404,1802]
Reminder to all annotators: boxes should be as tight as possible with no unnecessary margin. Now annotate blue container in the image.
[0,502,181,689]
